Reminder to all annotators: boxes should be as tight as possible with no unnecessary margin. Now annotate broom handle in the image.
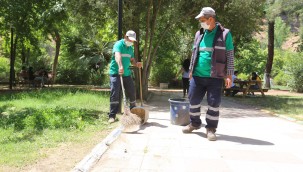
[139,68,143,106]
[120,75,127,106]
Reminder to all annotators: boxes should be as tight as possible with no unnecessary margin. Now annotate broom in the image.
[119,75,142,128]
[130,68,149,124]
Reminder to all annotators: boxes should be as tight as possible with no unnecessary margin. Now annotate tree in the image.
[264,0,281,88]
[274,17,290,49]
[264,0,303,88]
[0,0,44,89]
[40,1,68,82]
[121,0,265,98]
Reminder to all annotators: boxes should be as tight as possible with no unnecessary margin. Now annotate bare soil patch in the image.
[0,127,114,172]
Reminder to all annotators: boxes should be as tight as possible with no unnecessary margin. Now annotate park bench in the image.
[224,80,268,97]
[224,87,268,97]
[16,72,31,88]
[16,72,52,88]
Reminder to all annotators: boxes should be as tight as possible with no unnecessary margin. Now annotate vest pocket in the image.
[215,63,226,77]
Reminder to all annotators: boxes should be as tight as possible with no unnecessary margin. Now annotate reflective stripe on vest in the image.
[199,47,214,52]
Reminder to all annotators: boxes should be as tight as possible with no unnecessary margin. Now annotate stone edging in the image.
[72,126,124,172]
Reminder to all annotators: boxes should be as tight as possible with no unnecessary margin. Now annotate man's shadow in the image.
[194,132,274,145]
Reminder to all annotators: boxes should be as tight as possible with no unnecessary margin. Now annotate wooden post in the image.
[118,0,123,113]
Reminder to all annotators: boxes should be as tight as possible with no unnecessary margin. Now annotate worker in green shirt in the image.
[108,30,142,123]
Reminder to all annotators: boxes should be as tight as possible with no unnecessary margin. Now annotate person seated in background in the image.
[34,68,48,87]
[225,70,240,96]
[20,66,28,80]
[27,67,35,86]
[249,72,261,95]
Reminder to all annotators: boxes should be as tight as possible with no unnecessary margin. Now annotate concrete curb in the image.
[73,91,154,172]
[72,126,124,172]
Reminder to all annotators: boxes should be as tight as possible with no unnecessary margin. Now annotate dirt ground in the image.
[263,89,302,97]
[0,128,114,172]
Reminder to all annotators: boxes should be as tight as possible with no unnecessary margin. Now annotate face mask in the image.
[125,40,133,47]
[200,22,210,30]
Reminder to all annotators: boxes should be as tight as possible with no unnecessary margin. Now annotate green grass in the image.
[228,95,303,121]
[271,85,291,91]
[0,88,111,167]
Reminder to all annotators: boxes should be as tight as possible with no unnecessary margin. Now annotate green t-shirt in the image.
[193,25,234,77]
[109,39,134,76]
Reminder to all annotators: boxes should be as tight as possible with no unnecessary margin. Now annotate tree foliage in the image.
[235,39,267,77]
[274,17,290,49]
[0,0,301,92]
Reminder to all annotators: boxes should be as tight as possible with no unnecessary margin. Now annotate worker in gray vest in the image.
[182,7,235,141]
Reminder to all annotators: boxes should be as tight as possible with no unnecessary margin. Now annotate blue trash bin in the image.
[168,98,190,126]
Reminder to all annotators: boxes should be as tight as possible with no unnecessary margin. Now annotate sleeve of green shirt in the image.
[113,41,123,53]
[225,32,234,51]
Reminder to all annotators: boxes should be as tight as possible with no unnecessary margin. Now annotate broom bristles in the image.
[120,108,142,128]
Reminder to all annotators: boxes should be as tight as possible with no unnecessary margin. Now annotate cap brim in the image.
[128,37,136,41]
[195,13,203,19]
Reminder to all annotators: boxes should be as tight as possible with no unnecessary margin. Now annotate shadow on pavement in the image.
[193,132,274,145]
[122,122,168,134]
[139,122,168,130]
[217,134,274,145]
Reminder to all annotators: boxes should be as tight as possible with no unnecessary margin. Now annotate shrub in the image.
[274,71,289,86]
[284,52,303,92]
[150,60,176,86]
[235,39,267,76]
[0,57,9,80]
[237,73,249,81]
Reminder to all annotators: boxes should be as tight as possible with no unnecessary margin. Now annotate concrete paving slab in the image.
[90,91,303,172]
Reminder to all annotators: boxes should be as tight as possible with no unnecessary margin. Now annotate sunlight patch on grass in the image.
[229,95,303,121]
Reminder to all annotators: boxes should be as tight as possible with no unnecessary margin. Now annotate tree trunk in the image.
[141,0,152,99]
[265,21,275,89]
[21,43,26,65]
[52,30,61,83]
[133,3,141,99]
[26,48,30,66]
[9,28,15,90]
[141,0,162,99]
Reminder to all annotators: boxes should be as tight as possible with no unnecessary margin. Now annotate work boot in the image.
[206,128,217,141]
[108,117,115,124]
[182,124,201,133]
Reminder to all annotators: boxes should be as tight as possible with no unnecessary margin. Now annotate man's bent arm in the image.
[115,52,124,74]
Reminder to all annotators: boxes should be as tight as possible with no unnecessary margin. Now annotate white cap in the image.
[195,7,216,19]
[126,30,136,41]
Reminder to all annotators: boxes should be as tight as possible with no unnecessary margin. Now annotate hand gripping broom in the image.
[120,75,142,128]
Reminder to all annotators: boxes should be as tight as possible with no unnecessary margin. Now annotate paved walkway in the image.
[91,91,303,172]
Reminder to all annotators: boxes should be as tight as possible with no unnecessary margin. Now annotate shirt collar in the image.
[206,24,218,33]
